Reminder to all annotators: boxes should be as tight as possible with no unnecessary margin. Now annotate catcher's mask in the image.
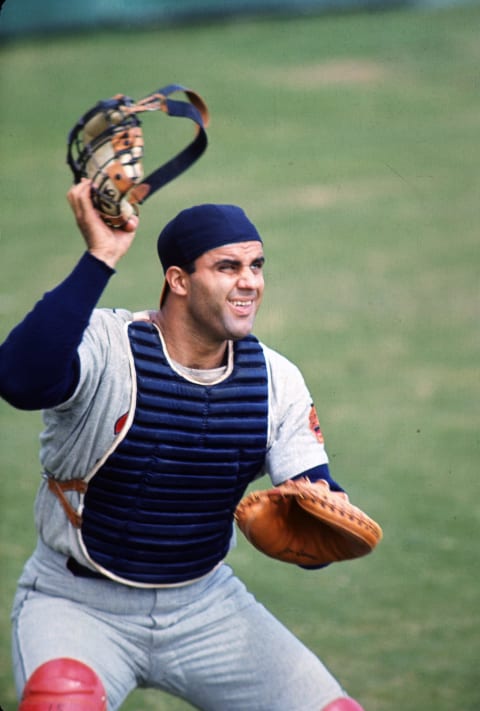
[67,83,209,228]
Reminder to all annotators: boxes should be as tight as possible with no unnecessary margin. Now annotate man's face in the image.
[184,241,265,343]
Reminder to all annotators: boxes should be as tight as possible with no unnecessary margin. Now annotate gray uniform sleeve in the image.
[261,344,329,485]
[39,308,134,480]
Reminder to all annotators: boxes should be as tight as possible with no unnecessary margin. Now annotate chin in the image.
[229,326,254,341]
[222,315,256,342]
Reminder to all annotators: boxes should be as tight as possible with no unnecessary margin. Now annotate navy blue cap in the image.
[157,204,262,273]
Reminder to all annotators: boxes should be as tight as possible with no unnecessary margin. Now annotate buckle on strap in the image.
[46,477,87,528]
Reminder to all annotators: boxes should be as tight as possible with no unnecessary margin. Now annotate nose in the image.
[237,267,261,290]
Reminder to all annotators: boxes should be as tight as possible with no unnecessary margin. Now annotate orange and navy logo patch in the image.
[309,404,324,444]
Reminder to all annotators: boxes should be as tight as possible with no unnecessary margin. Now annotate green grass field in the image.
[1,3,479,709]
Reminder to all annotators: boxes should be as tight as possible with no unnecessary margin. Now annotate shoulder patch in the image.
[309,404,324,444]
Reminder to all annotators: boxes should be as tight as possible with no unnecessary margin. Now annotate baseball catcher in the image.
[235,477,382,567]
[3,114,380,709]
[67,83,209,228]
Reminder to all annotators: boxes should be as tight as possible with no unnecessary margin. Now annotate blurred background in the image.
[1,0,479,709]
[0,0,476,39]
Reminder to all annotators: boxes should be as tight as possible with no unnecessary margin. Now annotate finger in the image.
[67,179,93,222]
[67,177,90,203]
[122,214,139,233]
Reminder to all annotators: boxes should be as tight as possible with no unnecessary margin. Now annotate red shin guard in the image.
[322,697,365,711]
[19,658,107,711]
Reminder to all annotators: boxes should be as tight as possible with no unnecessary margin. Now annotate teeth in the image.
[230,299,252,307]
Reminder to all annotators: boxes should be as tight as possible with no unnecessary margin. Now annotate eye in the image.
[251,259,265,272]
[218,262,236,272]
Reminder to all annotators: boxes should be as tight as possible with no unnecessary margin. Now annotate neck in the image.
[151,310,229,370]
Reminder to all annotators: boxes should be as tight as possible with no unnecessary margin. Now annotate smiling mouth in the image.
[229,299,254,308]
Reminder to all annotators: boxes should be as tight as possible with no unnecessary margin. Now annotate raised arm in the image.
[0,180,138,410]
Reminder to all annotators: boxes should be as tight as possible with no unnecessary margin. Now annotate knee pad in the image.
[323,697,365,711]
[19,658,107,711]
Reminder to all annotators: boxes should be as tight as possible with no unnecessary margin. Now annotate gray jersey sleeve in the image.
[261,344,329,485]
[39,308,134,480]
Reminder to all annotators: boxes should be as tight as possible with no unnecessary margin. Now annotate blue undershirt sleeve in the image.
[293,463,345,493]
[0,252,115,410]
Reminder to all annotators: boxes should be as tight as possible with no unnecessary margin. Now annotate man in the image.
[0,179,366,710]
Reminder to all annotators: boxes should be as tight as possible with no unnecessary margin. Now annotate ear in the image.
[165,266,189,298]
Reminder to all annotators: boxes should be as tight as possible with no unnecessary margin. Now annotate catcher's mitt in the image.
[234,478,382,566]
[67,83,209,228]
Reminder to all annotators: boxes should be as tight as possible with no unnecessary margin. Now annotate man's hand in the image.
[67,179,139,269]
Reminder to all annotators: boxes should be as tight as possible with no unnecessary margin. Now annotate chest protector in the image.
[81,322,269,585]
